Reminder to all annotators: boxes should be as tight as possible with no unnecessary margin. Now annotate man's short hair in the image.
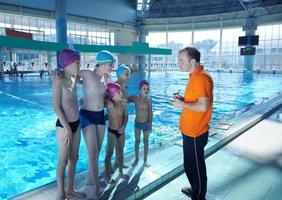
[179,47,201,63]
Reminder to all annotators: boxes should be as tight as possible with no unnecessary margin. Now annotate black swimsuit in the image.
[108,128,122,138]
[56,119,80,133]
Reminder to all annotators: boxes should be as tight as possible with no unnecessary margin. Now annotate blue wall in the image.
[0,0,136,24]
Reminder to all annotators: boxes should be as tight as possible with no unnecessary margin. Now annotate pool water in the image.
[0,71,282,199]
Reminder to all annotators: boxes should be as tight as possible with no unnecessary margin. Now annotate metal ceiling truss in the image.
[136,0,152,24]
[143,0,282,19]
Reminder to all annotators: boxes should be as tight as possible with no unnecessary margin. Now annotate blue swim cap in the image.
[96,50,116,64]
[116,64,131,78]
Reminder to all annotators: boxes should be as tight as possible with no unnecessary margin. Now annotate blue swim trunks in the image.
[79,109,106,128]
[135,121,150,132]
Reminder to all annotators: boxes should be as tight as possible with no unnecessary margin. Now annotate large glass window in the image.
[0,12,114,45]
[67,22,111,45]
[147,24,282,71]
[193,29,220,69]
[221,28,244,69]
[0,13,5,35]
[257,24,282,70]
[146,32,166,47]
[146,32,167,70]
[167,31,192,67]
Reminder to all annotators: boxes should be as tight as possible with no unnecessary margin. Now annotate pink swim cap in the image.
[107,83,121,99]
[139,80,150,89]
[58,48,80,69]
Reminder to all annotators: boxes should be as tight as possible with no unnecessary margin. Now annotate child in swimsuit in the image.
[78,50,115,198]
[128,80,153,167]
[104,83,130,184]
[52,48,86,200]
[113,64,131,169]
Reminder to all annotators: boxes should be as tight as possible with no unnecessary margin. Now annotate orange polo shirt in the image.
[179,66,213,137]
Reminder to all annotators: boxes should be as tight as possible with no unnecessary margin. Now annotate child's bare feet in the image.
[132,159,139,166]
[83,185,99,200]
[57,195,66,200]
[119,172,130,180]
[104,176,117,185]
[144,161,151,167]
[66,190,87,199]
[99,180,107,188]
[115,162,129,168]
[123,163,129,168]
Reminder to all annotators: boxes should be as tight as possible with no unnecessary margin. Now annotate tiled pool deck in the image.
[147,107,282,200]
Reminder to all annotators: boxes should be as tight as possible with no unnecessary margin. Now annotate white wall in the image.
[114,28,138,66]
[114,29,137,46]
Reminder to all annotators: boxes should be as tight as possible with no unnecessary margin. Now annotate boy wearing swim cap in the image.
[52,48,86,200]
[128,80,153,167]
[112,64,131,169]
[104,83,130,183]
[78,50,115,198]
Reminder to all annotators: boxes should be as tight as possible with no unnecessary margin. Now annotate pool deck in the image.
[146,107,282,200]
[11,140,184,200]
[11,93,282,200]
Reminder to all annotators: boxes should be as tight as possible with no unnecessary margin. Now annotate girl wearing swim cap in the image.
[111,64,131,169]
[104,83,130,183]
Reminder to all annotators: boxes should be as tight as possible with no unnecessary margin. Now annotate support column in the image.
[191,19,195,45]
[219,20,223,69]
[148,54,151,74]
[243,17,257,71]
[56,0,67,66]
[56,0,67,44]
[138,25,147,71]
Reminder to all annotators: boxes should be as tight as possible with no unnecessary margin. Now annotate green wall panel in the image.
[0,36,171,55]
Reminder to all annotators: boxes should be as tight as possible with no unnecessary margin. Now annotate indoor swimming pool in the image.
[1,71,282,199]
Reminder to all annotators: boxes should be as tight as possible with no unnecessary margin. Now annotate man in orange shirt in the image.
[172,47,213,200]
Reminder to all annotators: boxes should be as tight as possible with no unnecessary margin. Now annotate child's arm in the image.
[148,98,153,131]
[77,69,91,84]
[77,70,85,85]
[50,69,63,81]
[127,95,137,104]
[119,104,128,134]
[52,79,72,145]
[105,96,114,109]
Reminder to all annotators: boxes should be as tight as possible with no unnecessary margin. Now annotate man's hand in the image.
[172,98,185,108]
[175,95,184,101]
